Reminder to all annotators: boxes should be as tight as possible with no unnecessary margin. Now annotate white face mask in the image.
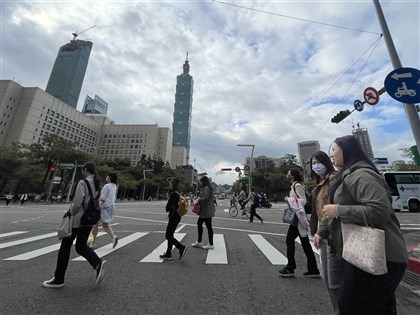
[312,163,327,177]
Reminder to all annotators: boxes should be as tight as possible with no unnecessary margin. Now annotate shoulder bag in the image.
[341,211,387,275]
[57,208,73,240]
[282,207,298,226]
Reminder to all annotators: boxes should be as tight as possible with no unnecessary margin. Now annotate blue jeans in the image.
[320,240,342,314]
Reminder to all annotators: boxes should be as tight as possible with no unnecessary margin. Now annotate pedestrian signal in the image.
[220,168,232,171]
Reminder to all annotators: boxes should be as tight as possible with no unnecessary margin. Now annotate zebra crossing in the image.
[0,230,302,265]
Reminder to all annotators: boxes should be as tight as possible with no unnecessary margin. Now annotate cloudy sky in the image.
[1,0,419,184]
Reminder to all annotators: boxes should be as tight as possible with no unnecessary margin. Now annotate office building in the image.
[245,155,287,170]
[45,37,93,109]
[0,80,172,165]
[82,95,108,115]
[297,140,321,174]
[171,53,194,167]
[352,124,374,159]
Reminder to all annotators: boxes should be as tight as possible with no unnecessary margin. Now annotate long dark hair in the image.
[288,169,302,182]
[310,151,335,184]
[82,162,101,191]
[200,176,214,191]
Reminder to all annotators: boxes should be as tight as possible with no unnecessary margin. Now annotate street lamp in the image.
[142,169,153,201]
[237,144,255,193]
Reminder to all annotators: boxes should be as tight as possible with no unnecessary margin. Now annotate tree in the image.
[0,144,25,193]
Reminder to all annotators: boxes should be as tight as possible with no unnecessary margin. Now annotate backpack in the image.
[293,183,312,214]
[176,193,188,216]
[253,192,261,207]
[80,179,101,226]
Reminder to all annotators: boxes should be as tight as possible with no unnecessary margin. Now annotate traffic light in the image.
[50,167,56,172]
[220,168,232,171]
[331,110,351,124]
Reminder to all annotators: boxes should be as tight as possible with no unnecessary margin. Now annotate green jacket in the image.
[317,161,407,263]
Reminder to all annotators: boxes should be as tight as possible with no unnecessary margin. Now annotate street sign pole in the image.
[373,0,420,149]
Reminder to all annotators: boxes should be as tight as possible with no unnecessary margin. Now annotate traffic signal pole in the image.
[373,0,420,149]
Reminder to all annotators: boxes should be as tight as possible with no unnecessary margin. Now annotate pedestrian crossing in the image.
[1,230,313,265]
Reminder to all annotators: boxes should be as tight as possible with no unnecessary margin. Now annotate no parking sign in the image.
[364,87,380,105]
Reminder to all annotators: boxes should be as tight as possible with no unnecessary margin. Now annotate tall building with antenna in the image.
[45,28,95,109]
[352,123,374,159]
[171,53,194,167]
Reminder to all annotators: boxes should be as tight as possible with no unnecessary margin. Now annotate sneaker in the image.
[191,241,202,248]
[159,253,173,261]
[112,236,118,248]
[179,245,188,260]
[95,260,106,286]
[303,271,321,278]
[42,277,65,288]
[202,244,214,250]
[278,267,295,278]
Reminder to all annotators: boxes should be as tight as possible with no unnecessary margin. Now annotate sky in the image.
[1,0,419,185]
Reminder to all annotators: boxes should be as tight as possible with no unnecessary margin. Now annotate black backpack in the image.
[80,179,101,226]
[293,183,312,214]
[253,192,261,207]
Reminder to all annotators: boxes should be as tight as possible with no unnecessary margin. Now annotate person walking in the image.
[279,169,320,278]
[237,185,248,215]
[6,193,13,206]
[192,176,216,249]
[42,162,106,288]
[245,187,263,224]
[308,151,339,313]
[20,193,28,205]
[90,172,118,248]
[317,135,407,315]
[159,178,188,261]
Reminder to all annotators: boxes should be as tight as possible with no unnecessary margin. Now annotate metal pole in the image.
[66,160,77,203]
[142,170,146,201]
[46,159,58,202]
[249,145,255,190]
[373,0,420,149]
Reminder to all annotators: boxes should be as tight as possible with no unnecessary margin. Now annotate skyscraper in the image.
[297,140,321,175]
[171,53,194,166]
[82,94,108,115]
[45,36,93,109]
[352,123,374,159]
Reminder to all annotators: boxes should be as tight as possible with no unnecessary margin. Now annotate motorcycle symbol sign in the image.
[384,67,420,104]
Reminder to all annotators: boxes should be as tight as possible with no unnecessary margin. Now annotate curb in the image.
[407,244,420,275]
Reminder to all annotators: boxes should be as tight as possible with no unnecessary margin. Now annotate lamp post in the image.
[142,169,153,200]
[237,144,255,193]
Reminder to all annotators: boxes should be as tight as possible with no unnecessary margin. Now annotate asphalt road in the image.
[0,200,419,315]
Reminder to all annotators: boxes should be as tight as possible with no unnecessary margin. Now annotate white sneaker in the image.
[202,244,214,250]
[191,241,202,248]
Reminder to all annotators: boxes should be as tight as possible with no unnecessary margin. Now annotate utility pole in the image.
[373,0,420,149]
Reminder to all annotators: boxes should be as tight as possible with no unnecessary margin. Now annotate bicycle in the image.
[229,201,250,218]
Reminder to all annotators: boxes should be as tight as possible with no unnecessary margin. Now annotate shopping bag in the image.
[192,202,201,215]
[57,211,72,240]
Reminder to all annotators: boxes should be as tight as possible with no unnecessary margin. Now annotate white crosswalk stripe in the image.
[0,232,57,249]
[0,231,28,238]
[140,233,186,263]
[73,232,148,261]
[249,234,287,265]
[5,232,107,261]
[206,234,227,264]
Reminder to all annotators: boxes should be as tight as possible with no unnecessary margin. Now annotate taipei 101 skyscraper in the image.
[171,53,194,166]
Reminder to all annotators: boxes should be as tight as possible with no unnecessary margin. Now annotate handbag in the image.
[192,202,201,215]
[341,213,387,275]
[282,207,298,226]
[57,211,72,240]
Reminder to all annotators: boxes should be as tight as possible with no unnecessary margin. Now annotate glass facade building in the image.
[45,39,93,109]
[172,55,194,165]
[82,94,108,115]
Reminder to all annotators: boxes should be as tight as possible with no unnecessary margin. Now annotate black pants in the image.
[54,227,102,282]
[239,200,246,210]
[285,225,318,272]
[338,260,406,315]
[197,218,213,245]
[165,213,183,254]
[249,205,263,223]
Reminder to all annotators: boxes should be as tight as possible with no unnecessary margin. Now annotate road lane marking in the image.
[205,234,227,264]
[0,232,57,249]
[140,233,186,263]
[73,232,148,261]
[0,231,28,238]
[249,234,287,265]
[4,232,107,260]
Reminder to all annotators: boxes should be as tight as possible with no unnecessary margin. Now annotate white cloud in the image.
[1,0,419,184]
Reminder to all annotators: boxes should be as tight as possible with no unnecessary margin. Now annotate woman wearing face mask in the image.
[316,135,407,315]
[310,151,339,314]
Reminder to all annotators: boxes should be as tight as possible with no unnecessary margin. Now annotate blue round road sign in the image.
[384,67,420,104]
[354,99,364,112]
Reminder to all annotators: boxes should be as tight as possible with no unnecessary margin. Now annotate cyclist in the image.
[237,185,248,215]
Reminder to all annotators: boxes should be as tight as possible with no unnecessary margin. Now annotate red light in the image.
[50,167,56,172]
[220,168,232,171]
